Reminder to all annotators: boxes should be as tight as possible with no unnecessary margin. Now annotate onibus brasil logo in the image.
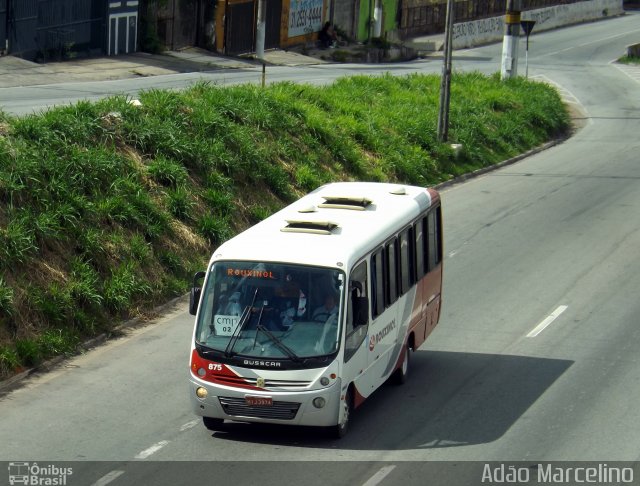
[8,462,73,485]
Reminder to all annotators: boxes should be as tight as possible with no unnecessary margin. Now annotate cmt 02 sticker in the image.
[213,314,240,336]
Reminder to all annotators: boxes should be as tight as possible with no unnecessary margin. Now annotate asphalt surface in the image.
[1,12,640,486]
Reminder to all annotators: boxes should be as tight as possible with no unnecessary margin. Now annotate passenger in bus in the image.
[275,274,307,321]
[225,292,243,316]
[275,274,301,298]
[215,293,228,314]
[313,293,338,322]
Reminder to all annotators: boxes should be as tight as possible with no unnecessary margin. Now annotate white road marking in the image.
[361,465,397,486]
[612,62,640,85]
[537,30,640,58]
[180,419,200,431]
[90,470,125,486]
[527,305,568,338]
[134,440,170,459]
[534,75,582,106]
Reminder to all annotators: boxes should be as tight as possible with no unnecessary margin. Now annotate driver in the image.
[312,293,338,322]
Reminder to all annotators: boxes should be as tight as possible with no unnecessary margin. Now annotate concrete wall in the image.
[451,0,624,49]
[332,0,359,39]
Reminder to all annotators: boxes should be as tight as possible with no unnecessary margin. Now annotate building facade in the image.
[1,0,615,61]
[0,0,139,61]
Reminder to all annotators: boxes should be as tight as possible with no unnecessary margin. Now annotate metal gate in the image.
[0,0,6,53]
[7,0,38,57]
[225,0,282,55]
[225,0,256,55]
[4,0,107,61]
[265,0,282,49]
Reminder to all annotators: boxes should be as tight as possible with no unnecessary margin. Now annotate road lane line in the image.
[527,305,568,338]
[90,470,125,486]
[361,465,396,486]
[180,419,200,431]
[134,440,169,459]
[537,30,639,58]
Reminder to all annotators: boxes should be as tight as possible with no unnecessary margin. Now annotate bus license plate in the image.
[245,396,272,406]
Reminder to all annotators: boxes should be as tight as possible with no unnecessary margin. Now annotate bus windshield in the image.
[195,261,345,360]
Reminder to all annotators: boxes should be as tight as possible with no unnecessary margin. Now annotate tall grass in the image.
[0,72,570,378]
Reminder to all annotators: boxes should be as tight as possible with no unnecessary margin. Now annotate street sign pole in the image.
[520,20,536,78]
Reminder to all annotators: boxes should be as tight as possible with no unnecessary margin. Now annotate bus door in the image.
[341,260,370,401]
[366,244,398,392]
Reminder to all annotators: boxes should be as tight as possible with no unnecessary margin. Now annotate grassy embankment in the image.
[619,55,640,64]
[0,72,570,379]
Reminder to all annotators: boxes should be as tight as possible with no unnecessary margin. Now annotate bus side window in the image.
[345,261,368,362]
[414,218,425,280]
[399,227,415,294]
[427,206,443,271]
[371,249,386,319]
[385,238,398,305]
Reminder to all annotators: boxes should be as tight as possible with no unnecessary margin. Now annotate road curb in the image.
[435,137,565,192]
[435,97,588,192]
[0,294,188,394]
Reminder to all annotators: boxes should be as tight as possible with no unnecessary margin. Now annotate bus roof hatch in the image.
[281,219,339,235]
[318,196,372,211]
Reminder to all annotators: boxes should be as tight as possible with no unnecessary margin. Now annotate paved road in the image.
[1,12,640,486]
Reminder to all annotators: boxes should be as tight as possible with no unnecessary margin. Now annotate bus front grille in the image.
[218,397,300,420]
[215,375,311,390]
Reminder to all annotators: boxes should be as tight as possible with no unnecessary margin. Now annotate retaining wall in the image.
[452,0,624,49]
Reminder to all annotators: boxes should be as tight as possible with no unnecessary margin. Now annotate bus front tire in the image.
[202,416,224,431]
[333,388,353,439]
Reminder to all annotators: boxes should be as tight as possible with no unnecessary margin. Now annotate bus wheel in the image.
[202,416,224,431]
[333,389,353,439]
[393,344,411,385]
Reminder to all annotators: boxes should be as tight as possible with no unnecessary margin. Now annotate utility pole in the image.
[255,0,266,60]
[437,0,454,142]
[500,0,521,80]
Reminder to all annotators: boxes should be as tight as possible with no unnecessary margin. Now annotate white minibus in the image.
[189,182,443,437]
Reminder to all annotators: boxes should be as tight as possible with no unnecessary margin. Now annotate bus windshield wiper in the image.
[196,343,219,356]
[224,288,259,357]
[255,323,301,363]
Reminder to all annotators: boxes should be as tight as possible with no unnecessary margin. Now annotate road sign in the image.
[521,20,536,37]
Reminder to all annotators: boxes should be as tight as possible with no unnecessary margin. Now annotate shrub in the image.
[0,277,14,316]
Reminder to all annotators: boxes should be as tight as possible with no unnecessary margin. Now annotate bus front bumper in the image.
[189,376,342,427]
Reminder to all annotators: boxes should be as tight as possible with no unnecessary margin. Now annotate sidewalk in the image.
[0,47,326,89]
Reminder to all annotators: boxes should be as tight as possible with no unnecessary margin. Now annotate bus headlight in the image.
[320,377,330,386]
[197,368,206,377]
[312,397,326,409]
[196,387,208,399]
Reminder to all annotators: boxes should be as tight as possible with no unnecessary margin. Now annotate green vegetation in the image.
[618,54,640,64]
[0,72,570,379]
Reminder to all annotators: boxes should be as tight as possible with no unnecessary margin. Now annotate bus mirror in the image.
[354,296,369,327]
[189,271,206,316]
